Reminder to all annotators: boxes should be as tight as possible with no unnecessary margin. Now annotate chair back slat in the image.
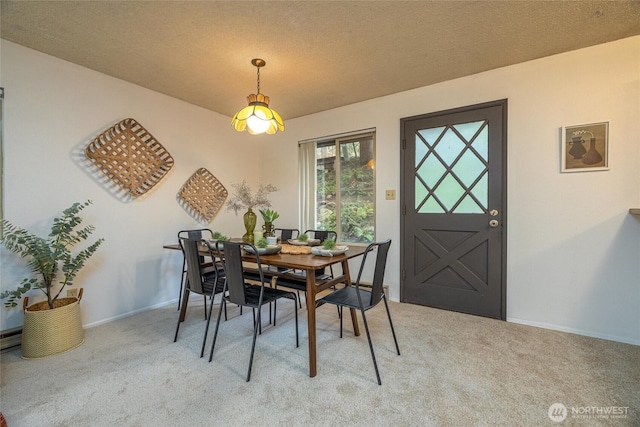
[218,241,264,307]
[369,240,391,306]
[276,228,299,241]
[354,239,391,306]
[179,229,213,263]
[180,237,206,295]
[189,230,201,239]
[178,228,213,240]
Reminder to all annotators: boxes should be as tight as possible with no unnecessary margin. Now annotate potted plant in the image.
[259,208,280,237]
[0,200,104,358]
[322,237,337,250]
[226,180,278,243]
[211,231,229,241]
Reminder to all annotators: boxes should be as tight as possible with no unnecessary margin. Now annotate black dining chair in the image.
[303,229,337,244]
[174,237,226,358]
[177,229,214,312]
[275,227,299,242]
[209,241,299,381]
[316,239,399,385]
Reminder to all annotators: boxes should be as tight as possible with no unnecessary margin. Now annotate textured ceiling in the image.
[2,1,639,120]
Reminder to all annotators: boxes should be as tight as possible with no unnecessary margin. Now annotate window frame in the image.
[299,130,376,245]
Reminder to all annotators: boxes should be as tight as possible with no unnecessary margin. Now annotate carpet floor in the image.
[1,298,638,426]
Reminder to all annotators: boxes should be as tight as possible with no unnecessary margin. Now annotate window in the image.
[299,131,375,244]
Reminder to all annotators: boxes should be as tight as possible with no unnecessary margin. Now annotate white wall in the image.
[268,36,640,345]
[0,40,263,329]
[1,37,639,345]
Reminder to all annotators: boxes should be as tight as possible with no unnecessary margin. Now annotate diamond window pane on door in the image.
[414,121,490,214]
[177,168,228,223]
[85,118,174,198]
[471,124,489,161]
[418,154,446,188]
[435,128,465,166]
[453,120,484,143]
[452,150,486,187]
[434,173,465,211]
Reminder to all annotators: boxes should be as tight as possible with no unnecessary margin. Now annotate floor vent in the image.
[1,327,22,352]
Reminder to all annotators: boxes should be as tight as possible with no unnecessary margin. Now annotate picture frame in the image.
[561,121,609,172]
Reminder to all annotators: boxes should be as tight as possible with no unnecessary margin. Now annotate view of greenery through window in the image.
[316,134,375,244]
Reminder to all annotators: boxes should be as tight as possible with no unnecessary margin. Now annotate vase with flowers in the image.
[226,180,278,243]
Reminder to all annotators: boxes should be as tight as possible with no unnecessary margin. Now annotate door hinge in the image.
[402,204,406,215]
[402,139,406,149]
[402,269,406,281]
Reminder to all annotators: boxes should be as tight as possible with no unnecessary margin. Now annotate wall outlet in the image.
[66,288,78,298]
[385,189,396,200]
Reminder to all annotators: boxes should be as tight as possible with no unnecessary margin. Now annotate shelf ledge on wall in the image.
[629,208,640,215]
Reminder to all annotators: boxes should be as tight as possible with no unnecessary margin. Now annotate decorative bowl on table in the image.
[244,245,282,255]
[311,246,349,257]
[287,238,321,246]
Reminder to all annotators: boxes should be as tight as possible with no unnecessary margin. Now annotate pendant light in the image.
[231,58,285,135]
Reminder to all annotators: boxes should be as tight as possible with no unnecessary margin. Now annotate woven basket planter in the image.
[21,289,84,359]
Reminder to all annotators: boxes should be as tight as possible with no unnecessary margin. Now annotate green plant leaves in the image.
[259,208,280,222]
[0,200,104,309]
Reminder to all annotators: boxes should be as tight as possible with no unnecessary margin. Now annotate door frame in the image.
[399,99,508,320]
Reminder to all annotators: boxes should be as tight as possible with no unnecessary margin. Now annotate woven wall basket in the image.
[85,118,174,198]
[21,291,85,359]
[177,168,228,223]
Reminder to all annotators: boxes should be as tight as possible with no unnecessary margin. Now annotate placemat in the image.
[280,244,312,255]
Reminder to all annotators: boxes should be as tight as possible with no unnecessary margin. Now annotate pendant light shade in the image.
[231,59,284,135]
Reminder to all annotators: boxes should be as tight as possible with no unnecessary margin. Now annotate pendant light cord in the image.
[256,65,261,94]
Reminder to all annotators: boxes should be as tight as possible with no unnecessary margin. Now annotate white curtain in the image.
[298,141,316,232]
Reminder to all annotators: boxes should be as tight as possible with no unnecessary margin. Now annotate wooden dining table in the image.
[163,242,368,377]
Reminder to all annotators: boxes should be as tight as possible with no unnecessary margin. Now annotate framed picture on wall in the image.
[561,121,609,172]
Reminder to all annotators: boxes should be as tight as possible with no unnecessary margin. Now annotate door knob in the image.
[489,219,499,228]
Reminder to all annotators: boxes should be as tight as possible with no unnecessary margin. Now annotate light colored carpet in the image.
[1,298,638,426]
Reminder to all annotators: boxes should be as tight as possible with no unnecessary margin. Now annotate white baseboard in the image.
[507,317,640,346]
[84,299,178,329]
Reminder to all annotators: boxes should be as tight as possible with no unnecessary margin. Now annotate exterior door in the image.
[400,100,507,320]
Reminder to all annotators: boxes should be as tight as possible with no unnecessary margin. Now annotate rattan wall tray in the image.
[85,118,174,198]
[177,168,228,223]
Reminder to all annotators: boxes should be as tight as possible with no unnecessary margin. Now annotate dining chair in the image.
[275,229,338,308]
[209,241,299,381]
[275,227,299,242]
[316,239,399,385]
[177,229,214,312]
[174,237,226,358]
[304,229,337,244]
[304,229,338,278]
